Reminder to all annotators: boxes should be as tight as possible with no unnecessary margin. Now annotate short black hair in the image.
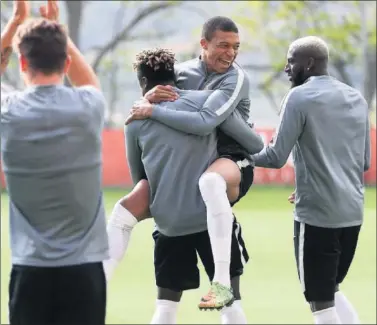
[201,16,238,41]
[14,18,68,75]
[133,48,176,83]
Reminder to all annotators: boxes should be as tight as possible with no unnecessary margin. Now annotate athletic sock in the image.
[150,300,179,324]
[199,172,233,288]
[220,300,247,324]
[103,201,138,281]
[335,291,360,324]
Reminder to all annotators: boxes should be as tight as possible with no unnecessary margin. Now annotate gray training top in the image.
[1,85,109,267]
[126,62,263,236]
[253,76,371,228]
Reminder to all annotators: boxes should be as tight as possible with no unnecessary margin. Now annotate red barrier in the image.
[1,128,376,188]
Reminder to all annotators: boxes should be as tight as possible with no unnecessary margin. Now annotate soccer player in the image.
[105,16,258,310]
[1,1,108,324]
[125,48,258,324]
[251,36,370,324]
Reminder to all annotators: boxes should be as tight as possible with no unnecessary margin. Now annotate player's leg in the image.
[198,157,253,307]
[198,157,240,292]
[53,262,106,325]
[220,219,249,323]
[334,226,362,324]
[197,221,249,321]
[294,221,342,324]
[9,265,55,325]
[220,277,248,324]
[151,230,199,324]
[103,179,151,281]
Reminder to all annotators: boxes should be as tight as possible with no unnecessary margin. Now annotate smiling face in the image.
[200,30,240,73]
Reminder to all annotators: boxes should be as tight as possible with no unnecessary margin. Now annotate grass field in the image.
[1,187,376,324]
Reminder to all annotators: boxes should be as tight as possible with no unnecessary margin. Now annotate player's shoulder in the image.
[70,85,106,105]
[125,119,145,136]
[223,64,249,85]
[279,86,307,114]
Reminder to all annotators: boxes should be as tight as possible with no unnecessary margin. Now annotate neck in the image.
[24,72,64,87]
[200,52,212,72]
[310,70,329,77]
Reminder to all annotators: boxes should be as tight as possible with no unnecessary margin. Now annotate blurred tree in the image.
[236,1,376,111]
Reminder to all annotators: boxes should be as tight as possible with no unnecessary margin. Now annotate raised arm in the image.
[150,68,249,136]
[1,1,29,75]
[252,89,305,168]
[39,0,100,89]
[125,123,146,185]
[219,110,264,154]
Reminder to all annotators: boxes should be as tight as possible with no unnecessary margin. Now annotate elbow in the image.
[254,138,265,153]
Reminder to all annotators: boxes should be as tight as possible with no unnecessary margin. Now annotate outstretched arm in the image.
[252,89,305,168]
[1,0,29,75]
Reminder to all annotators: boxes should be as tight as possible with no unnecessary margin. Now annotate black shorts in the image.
[219,154,254,207]
[153,217,249,292]
[294,221,361,302]
[9,262,106,325]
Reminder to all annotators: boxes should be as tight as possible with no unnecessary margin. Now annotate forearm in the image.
[1,18,20,75]
[66,38,100,89]
[151,104,217,136]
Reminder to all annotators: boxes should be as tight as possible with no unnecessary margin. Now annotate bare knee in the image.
[203,158,241,202]
[119,179,151,222]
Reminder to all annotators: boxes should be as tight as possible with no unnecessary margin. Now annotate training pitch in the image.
[1,186,376,324]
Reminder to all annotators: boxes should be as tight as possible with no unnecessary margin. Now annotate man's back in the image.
[126,89,217,236]
[1,85,109,266]
[294,76,369,227]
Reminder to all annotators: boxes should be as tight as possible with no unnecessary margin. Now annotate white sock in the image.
[150,300,179,324]
[199,172,233,288]
[335,291,360,324]
[103,201,138,282]
[220,300,247,324]
[313,307,341,324]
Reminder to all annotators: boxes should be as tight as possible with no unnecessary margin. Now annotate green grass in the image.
[1,187,376,324]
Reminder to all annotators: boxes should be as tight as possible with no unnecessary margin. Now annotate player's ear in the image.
[140,76,148,91]
[200,38,208,50]
[307,57,315,72]
[19,54,28,73]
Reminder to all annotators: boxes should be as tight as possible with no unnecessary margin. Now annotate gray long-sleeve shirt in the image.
[126,90,218,236]
[126,87,263,236]
[252,75,371,228]
[172,58,257,159]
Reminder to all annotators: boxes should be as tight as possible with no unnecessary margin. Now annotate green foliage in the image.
[233,1,376,93]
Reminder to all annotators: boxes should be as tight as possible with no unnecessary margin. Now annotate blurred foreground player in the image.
[1,1,108,324]
[252,36,371,324]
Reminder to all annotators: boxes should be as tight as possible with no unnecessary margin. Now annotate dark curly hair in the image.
[133,48,176,83]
